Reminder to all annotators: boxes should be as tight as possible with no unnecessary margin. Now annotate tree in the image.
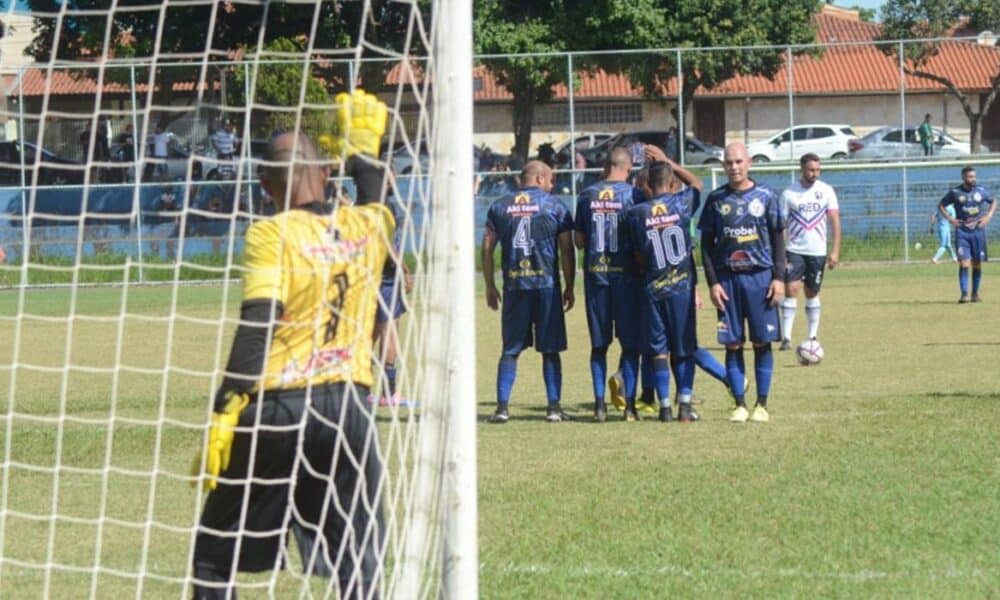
[615,0,818,143]
[25,0,420,125]
[474,0,665,161]
[880,0,1000,153]
[232,38,333,140]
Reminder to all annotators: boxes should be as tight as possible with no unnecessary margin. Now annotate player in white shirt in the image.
[779,153,841,350]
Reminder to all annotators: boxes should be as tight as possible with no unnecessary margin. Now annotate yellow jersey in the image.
[241,202,394,391]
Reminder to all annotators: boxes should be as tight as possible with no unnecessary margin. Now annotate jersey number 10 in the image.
[646,225,686,269]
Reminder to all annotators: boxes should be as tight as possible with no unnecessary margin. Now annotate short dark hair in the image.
[925,113,932,120]
[961,166,975,176]
[799,153,820,167]
[647,160,673,190]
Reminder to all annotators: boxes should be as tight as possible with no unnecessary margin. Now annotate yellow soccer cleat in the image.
[607,370,626,411]
[729,405,749,423]
[750,404,770,423]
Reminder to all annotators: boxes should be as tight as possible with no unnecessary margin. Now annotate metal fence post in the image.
[567,52,577,197]
[676,49,684,165]
[787,46,795,161]
[899,40,909,262]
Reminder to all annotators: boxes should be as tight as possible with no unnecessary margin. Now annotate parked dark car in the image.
[0,141,85,187]
[580,130,720,167]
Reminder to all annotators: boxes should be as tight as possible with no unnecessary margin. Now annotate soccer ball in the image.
[914,242,923,250]
[796,339,824,366]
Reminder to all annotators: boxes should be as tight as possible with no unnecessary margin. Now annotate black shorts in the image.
[193,382,384,596]
[785,252,826,293]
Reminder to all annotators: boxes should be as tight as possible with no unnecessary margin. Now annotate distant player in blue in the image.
[575,147,639,423]
[938,166,996,303]
[627,161,701,423]
[482,161,576,423]
[930,203,957,264]
[699,143,786,424]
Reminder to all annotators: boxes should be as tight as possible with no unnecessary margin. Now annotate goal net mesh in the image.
[0,0,466,597]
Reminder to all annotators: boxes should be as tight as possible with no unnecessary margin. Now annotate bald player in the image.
[698,143,786,423]
[191,130,393,597]
[483,161,576,423]
[574,147,640,422]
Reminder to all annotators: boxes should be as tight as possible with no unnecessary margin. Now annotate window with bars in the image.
[532,103,642,126]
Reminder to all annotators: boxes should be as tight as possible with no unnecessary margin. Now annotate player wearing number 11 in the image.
[574,147,639,423]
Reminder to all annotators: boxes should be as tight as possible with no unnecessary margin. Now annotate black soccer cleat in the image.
[971,293,982,303]
[779,339,792,351]
[658,406,674,423]
[677,403,701,423]
[546,404,572,422]
[593,407,607,423]
[488,406,509,424]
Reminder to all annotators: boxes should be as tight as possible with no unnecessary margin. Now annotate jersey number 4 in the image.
[646,226,686,269]
[513,216,533,256]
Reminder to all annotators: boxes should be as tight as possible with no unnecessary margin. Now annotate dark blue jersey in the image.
[574,180,636,285]
[627,192,694,301]
[485,187,572,291]
[698,182,783,272]
[939,184,995,232]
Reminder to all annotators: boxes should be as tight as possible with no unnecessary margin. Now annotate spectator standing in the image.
[149,124,170,181]
[918,114,934,157]
[212,121,238,160]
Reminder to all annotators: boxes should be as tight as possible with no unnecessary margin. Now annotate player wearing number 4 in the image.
[699,143,786,424]
[483,161,576,423]
[939,166,996,303]
[779,153,841,350]
[575,147,640,423]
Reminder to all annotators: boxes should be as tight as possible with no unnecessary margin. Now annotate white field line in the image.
[485,562,998,583]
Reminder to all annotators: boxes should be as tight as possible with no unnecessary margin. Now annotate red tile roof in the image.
[8,6,1000,100]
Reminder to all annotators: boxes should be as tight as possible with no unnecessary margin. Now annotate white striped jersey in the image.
[781,180,839,256]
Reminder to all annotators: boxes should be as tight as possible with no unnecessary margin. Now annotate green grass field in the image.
[1,263,999,598]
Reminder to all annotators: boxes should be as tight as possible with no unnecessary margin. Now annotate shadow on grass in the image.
[922,341,1000,347]
[924,391,1000,400]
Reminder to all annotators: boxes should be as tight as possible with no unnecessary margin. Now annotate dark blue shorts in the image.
[955,228,988,262]
[641,287,697,358]
[501,287,567,355]
[715,268,780,345]
[584,279,639,351]
[376,279,407,324]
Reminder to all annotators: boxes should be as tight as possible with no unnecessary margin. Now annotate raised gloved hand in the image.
[318,89,388,159]
[191,390,249,491]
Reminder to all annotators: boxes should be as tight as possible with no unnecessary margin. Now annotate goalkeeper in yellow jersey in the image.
[191,109,394,597]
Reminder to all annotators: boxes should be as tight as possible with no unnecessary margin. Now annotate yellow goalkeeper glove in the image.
[318,89,388,159]
[191,390,249,491]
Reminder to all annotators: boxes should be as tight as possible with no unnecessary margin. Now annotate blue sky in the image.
[833,0,887,18]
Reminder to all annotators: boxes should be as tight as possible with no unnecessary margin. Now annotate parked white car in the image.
[848,126,990,160]
[747,124,857,163]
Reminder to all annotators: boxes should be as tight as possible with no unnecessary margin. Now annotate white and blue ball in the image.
[796,339,824,366]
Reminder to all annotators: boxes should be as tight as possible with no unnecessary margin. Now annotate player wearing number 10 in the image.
[574,147,639,423]
[626,161,701,423]
[483,161,576,423]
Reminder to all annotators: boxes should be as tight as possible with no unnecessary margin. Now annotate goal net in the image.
[0,1,476,597]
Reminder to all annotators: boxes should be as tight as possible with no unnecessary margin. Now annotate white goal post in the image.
[0,0,476,597]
